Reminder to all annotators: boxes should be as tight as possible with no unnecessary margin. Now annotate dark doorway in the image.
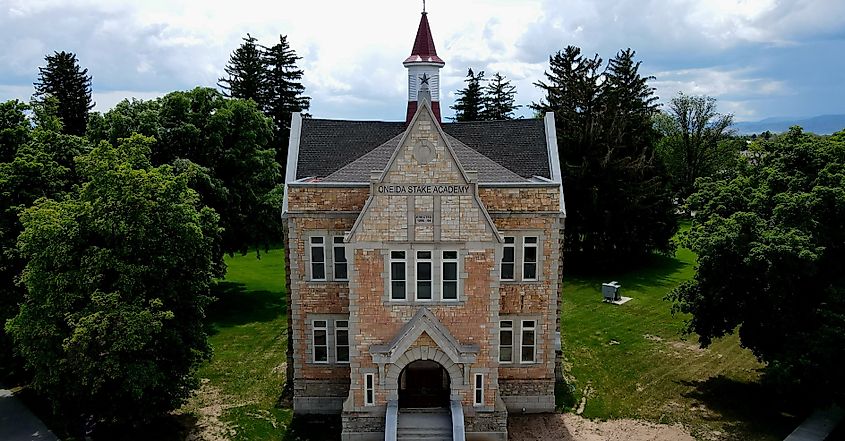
[398,360,450,408]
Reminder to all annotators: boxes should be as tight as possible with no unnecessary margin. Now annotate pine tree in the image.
[481,72,519,120]
[218,34,267,109]
[32,51,94,136]
[263,35,310,167]
[450,68,485,122]
[533,46,676,268]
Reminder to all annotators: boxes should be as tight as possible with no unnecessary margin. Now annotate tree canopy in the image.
[669,127,845,403]
[0,100,89,379]
[88,88,282,256]
[32,51,94,136]
[533,46,676,268]
[5,135,220,429]
[218,34,266,107]
[655,93,737,200]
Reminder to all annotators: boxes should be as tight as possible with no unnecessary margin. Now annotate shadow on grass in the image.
[566,252,688,292]
[555,378,577,411]
[679,375,804,439]
[205,281,286,334]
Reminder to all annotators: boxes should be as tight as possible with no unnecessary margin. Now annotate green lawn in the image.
[561,243,802,439]
[184,236,803,440]
[180,248,293,440]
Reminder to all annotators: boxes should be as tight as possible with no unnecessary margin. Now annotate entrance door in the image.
[398,360,450,408]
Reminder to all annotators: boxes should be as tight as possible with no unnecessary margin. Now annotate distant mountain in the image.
[732,114,845,135]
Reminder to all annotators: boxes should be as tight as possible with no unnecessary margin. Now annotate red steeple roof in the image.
[404,12,444,65]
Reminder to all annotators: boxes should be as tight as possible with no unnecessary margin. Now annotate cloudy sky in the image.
[1,0,843,122]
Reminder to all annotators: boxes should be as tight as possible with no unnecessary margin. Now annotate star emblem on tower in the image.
[419,73,430,86]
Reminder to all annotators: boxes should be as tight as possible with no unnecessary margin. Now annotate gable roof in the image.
[295,118,551,182]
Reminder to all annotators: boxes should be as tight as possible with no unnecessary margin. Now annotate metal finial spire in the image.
[423,0,426,13]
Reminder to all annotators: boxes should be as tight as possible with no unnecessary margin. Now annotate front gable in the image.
[348,101,500,244]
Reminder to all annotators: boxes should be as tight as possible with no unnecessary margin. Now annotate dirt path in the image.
[509,413,695,441]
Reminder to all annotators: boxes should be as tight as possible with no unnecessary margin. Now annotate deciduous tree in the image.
[6,135,220,430]
[655,93,737,199]
[668,127,845,403]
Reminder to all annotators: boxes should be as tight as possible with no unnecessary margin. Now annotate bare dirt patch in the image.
[508,413,695,441]
[182,379,236,441]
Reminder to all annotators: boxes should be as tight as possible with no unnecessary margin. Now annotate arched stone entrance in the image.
[398,360,450,408]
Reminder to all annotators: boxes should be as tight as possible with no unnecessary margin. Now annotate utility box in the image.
[602,281,622,302]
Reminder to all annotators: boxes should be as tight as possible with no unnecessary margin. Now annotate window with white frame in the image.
[416,251,432,300]
[499,320,514,363]
[333,237,348,280]
[521,320,536,363]
[335,320,349,363]
[522,237,538,280]
[364,373,375,406]
[310,237,326,280]
[474,373,484,405]
[501,237,515,280]
[390,251,407,300]
[312,320,328,363]
[442,250,459,301]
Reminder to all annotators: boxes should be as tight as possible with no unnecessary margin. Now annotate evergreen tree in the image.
[218,34,267,108]
[481,72,519,120]
[450,68,485,122]
[533,46,676,268]
[263,34,310,168]
[32,51,94,136]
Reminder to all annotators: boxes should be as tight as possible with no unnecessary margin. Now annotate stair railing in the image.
[450,399,466,441]
[385,400,399,441]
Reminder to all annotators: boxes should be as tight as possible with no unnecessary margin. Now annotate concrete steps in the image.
[397,408,452,441]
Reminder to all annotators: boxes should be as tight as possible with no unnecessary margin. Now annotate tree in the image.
[6,134,221,430]
[481,72,519,120]
[533,47,676,268]
[32,51,94,136]
[668,127,845,403]
[655,93,737,199]
[0,100,88,380]
[263,34,311,168]
[218,34,267,108]
[88,88,282,255]
[450,68,485,122]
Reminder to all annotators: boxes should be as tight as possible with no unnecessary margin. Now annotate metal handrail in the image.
[385,400,399,441]
[450,400,466,441]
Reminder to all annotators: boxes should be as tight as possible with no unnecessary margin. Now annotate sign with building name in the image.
[415,213,433,224]
[376,184,471,195]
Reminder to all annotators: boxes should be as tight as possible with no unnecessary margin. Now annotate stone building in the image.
[282,11,565,441]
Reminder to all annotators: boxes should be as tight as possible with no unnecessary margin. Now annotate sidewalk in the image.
[0,388,58,440]
[784,406,844,441]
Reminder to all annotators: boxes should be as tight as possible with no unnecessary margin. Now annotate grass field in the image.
[179,248,294,440]
[560,243,803,440]
[182,233,804,440]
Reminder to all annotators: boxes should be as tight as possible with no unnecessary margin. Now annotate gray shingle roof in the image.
[295,118,550,181]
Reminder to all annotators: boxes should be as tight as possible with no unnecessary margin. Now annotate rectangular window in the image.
[364,373,375,406]
[499,321,513,363]
[521,320,536,363]
[416,251,432,300]
[313,320,328,363]
[522,237,538,280]
[335,320,349,363]
[501,236,515,280]
[390,251,406,300]
[442,251,458,301]
[474,373,484,406]
[310,237,326,280]
[333,237,348,280]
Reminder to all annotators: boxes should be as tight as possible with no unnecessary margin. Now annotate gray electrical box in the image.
[602,281,621,302]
